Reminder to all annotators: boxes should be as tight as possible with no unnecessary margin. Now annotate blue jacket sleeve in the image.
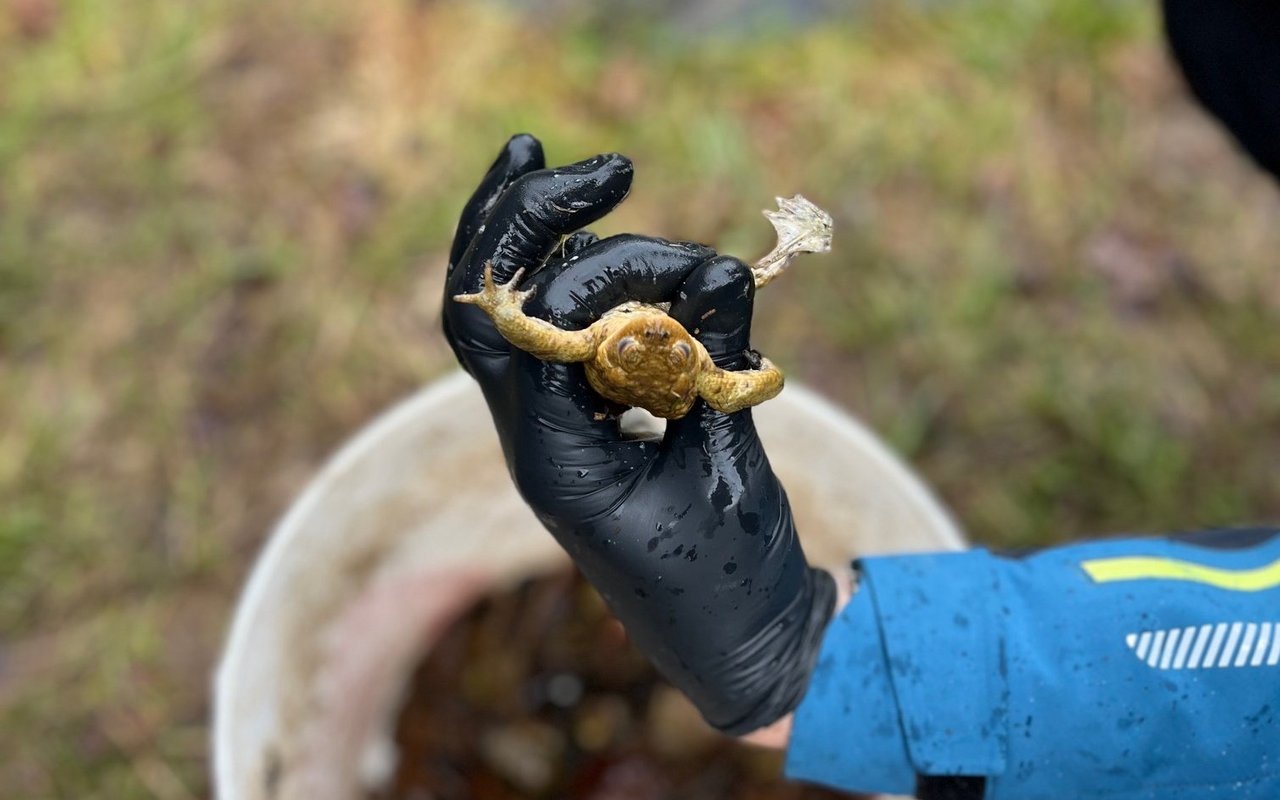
[784,528,1280,800]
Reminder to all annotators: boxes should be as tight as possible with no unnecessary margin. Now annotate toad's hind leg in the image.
[696,355,784,414]
[453,263,596,362]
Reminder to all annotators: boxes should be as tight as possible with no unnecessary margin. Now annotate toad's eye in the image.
[668,341,692,367]
[616,337,641,368]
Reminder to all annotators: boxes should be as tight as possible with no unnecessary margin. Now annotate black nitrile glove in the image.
[442,134,836,735]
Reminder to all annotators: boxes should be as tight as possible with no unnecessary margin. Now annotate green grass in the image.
[1,0,1278,795]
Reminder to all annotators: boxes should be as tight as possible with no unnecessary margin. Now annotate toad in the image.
[454,195,832,419]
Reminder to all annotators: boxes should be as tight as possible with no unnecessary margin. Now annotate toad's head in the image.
[586,314,701,420]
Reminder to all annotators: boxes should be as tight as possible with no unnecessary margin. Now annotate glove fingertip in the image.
[670,256,755,365]
[502,133,545,171]
[449,135,548,273]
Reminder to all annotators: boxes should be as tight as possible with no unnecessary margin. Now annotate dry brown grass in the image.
[1,1,1277,796]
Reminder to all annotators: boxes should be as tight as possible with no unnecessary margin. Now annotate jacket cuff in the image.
[783,577,917,795]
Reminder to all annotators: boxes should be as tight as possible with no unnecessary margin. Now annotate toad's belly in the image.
[587,305,702,419]
[585,357,700,419]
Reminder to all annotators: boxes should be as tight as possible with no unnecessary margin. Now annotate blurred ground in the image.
[0,0,1277,797]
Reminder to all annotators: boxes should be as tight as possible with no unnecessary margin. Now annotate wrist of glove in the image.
[442,134,836,735]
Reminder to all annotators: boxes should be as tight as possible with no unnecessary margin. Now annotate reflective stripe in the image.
[1203,623,1229,666]
[1148,630,1167,667]
[1128,622,1280,670]
[1171,626,1196,669]
[1234,623,1258,667]
[1081,556,1280,591]
[1159,628,1181,669]
[1135,631,1152,660]
[1218,623,1244,668]
[1186,624,1213,668]
[1250,623,1272,667]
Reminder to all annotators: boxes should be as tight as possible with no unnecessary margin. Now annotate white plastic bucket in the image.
[213,371,965,800]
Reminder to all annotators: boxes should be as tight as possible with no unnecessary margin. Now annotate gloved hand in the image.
[442,134,836,735]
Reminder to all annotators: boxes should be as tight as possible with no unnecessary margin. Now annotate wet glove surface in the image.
[441,134,836,735]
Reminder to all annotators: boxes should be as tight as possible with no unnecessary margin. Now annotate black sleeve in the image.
[1162,0,1280,181]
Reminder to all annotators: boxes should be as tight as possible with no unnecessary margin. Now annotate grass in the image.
[1,0,1277,796]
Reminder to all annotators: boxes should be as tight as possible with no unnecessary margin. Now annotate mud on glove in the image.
[441,134,837,735]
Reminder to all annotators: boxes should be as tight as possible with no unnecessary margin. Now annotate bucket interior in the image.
[214,371,964,800]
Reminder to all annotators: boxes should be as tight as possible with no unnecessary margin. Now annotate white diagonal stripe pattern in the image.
[1251,623,1272,667]
[1159,628,1181,670]
[1125,622,1280,670]
[1147,629,1167,668]
[1218,622,1244,668]
[1204,623,1228,667]
[1171,626,1196,670]
[1135,631,1152,661]
[1234,623,1258,667]
[1186,624,1213,669]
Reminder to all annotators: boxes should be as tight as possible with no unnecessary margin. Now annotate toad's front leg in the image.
[696,353,784,414]
[453,263,596,362]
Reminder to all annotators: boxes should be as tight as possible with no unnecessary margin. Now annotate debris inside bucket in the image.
[371,570,860,800]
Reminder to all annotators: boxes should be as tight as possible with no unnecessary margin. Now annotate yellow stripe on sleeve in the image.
[1081,556,1280,592]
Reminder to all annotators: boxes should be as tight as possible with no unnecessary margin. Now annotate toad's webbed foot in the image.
[453,262,534,315]
[752,195,833,290]
[453,262,596,362]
